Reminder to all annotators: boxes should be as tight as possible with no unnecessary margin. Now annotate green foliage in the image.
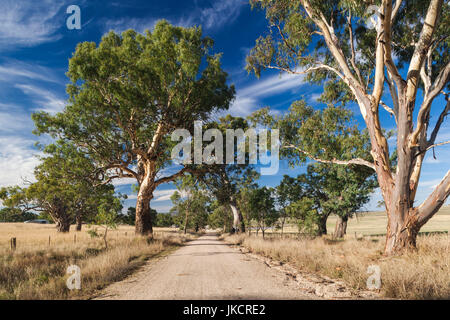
[0,141,123,231]
[155,213,174,227]
[194,115,260,207]
[118,207,137,225]
[88,197,122,249]
[170,185,210,232]
[32,20,235,188]
[208,203,232,231]
[247,0,449,104]
[249,101,373,168]
[248,187,279,233]
[0,207,37,222]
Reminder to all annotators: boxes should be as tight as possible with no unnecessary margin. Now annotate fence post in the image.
[74,234,76,243]
[10,237,16,251]
[48,236,51,246]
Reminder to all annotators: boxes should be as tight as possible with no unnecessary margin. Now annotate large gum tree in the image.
[247,0,449,254]
[33,20,235,237]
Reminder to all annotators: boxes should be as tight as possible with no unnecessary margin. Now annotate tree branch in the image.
[411,60,450,146]
[154,166,194,187]
[428,97,450,146]
[382,0,405,91]
[347,9,364,85]
[416,170,450,227]
[425,140,450,152]
[405,0,443,111]
[283,144,376,171]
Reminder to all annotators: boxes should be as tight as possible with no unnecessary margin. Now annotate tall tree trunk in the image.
[135,178,154,237]
[51,202,70,233]
[317,213,328,236]
[333,214,348,239]
[76,214,82,231]
[229,197,244,234]
[262,218,265,239]
[55,215,70,232]
[184,203,190,235]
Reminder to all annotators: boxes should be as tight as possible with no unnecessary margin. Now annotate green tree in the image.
[275,175,304,235]
[155,213,174,227]
[208,202,232,232]
[33,20,235,237]
[0,142,121,232]
[248,187,278,238]
[251,103,377,235]
[195,115,260,234]
[118,207,137,225]
[0,207,36,222]
[170,176,210,233]
[247,0,449,254]
[87,196,122,249]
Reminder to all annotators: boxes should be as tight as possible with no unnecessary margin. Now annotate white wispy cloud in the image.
[15,84,65,114]
[150,204,173,213]
[112,177,137,187]
[102,0,247,35]
[101,17,159,35]
[0,136,39,187]
[153,189,178,202]
[195,0,247,30]
[226,71,307,117]
[0,60,61,83]
[0,0,69,50]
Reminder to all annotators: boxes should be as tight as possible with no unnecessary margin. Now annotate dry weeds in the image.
[224,233,450,299]
[0,223,195,299]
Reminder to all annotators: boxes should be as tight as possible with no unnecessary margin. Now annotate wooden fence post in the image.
[48,236,51,246]
[10,237,16,251]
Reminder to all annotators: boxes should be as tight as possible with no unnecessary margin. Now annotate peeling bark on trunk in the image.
[384,211,419,254]
[135,194,153,237]
[333,215,348,239]
[135,178,154,237]
[298,0,449,256]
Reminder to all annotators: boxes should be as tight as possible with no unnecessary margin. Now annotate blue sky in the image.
[0,0,448,213]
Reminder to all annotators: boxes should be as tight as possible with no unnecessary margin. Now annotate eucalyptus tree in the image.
[208,202,233,232]
[275,175,304,235]
[248,187,278,238]
[247,0,449,254]
[194,115,260,234]
[251,103,376,235]
[0,142,120,232]
[33,20,235,236]
[170,184,210,233]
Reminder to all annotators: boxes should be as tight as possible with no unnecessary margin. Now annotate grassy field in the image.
[0,223,194,300]
[327,205,450,236]
[224,232,450,299]
[251,205,450,237]
[224,206,450,299]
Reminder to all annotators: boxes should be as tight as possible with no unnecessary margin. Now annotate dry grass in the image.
[252,206,450,237]
[224,233,450,299]
[0,223,195,300]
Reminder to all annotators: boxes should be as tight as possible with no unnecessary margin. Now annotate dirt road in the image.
[96,233,320,300]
